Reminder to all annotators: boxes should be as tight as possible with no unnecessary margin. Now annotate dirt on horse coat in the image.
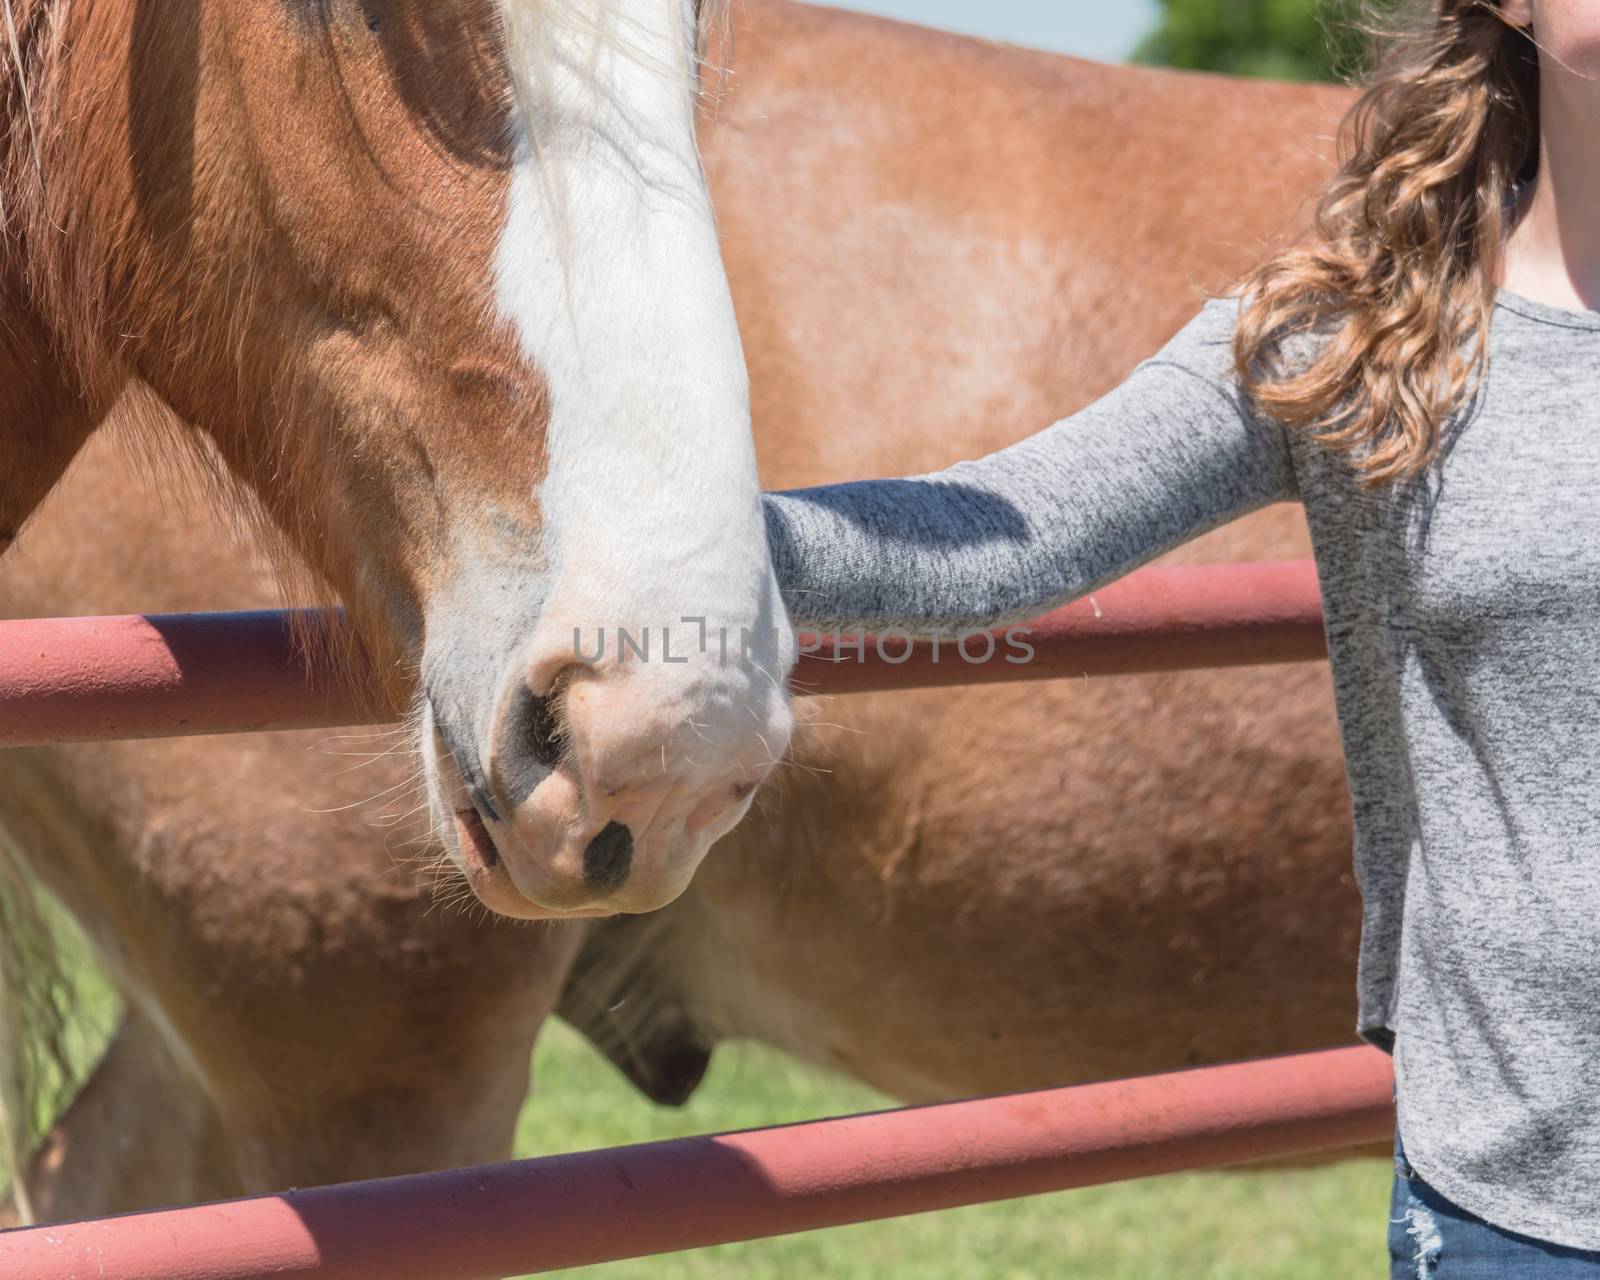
[0,0,1358,1220]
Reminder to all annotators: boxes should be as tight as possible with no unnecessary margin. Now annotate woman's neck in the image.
[1501,62,1600,310]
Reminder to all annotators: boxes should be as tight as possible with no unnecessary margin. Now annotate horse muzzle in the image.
[425,636,792,919]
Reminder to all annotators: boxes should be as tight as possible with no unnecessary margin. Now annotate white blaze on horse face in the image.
[495,0,770,651]
[463,0,794,916]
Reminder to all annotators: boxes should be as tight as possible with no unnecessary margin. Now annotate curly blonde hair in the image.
[1234,1,1539,486]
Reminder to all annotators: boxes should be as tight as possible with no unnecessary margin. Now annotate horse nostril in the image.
[526,692,562,768]
[582,821,633,893]
[487,682,567,816]
[496,682,564,784]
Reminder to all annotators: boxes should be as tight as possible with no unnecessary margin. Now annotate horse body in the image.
[670,2,1360,1101]
[3,0,1360,1219]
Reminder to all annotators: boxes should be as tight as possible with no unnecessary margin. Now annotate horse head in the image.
[4,0,795,916]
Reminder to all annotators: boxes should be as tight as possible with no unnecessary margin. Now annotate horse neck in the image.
[0,0,341,609]
[1,0,140,546]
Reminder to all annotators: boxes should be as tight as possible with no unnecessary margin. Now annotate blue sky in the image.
[821,1,1161,62]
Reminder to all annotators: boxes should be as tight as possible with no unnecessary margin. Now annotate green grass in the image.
[517,1021,1391,1279]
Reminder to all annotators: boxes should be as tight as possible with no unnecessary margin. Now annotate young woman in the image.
[764,2,1600,1273]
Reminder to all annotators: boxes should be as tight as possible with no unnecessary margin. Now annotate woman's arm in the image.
[762,298,1297,633]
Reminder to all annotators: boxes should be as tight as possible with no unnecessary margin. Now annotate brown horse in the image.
[0,0,796,925]
[1,0,1358,1222]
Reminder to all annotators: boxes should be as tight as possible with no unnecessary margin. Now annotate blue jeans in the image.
[1390,1130,1600,1277]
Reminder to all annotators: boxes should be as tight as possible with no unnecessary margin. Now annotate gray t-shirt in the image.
[763,291,1600,1248]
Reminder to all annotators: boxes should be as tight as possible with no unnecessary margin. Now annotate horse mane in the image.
[0,2,40,232]
[494,0,729,265]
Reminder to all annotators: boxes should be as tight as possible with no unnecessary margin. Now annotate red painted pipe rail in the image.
[0,1045,1392,1280]
[0,560,1325,747]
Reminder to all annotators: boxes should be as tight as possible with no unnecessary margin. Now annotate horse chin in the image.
[451,807,618,920]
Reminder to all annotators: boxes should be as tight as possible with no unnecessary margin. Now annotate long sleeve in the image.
[762,297,1298,632]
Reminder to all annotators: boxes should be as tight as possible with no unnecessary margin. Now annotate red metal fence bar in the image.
[0,609,378,748]
[0,1045,1392,1280]
[0,559,1325,747]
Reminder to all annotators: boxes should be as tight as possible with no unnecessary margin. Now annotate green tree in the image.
[1132,0,1370,83]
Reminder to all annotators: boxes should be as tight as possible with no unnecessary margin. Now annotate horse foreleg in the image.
[4,1009,237,1225]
